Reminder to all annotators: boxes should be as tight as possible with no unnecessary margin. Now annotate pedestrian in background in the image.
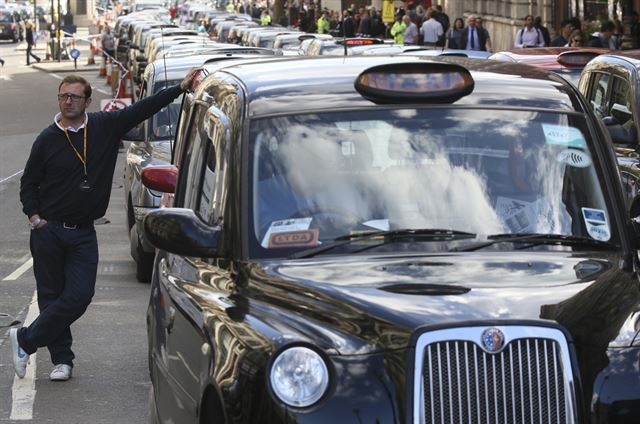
[514,15,545,48]
[25,21,41,66]
[445,17,464,49]
[100,25,115,61]
[534,16,551,46]
[567,29,585,47]
[461,15,488,51]
[475,16,492,52]
[588,21,615,49]
[390,13,406,45]
[403,15,419,45]
[0,56,5,67]
[551,19,574,47]
[10,68,202,382]
[420,8,443,47]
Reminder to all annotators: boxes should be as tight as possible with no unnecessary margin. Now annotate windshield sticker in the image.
[542,124,587,148]
[261,218,313,248]
[268,229,319,248]
[581,208,611,241]
[556,149,592,168]
[362,219,390,231]
[496,197,566,234]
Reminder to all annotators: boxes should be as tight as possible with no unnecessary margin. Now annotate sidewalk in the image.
[17,26,101,73]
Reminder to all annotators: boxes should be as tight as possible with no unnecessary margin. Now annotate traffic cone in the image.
[106,58,112,85]
[99,53,106,77]
[87,39,95,65]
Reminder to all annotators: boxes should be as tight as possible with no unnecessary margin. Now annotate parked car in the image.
[489,47,608,86]
[0,8,23,42]
[124,53,279,282]
[141,55,640,423]
[579,50,640,206]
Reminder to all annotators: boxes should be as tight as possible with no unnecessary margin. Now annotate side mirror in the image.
[143,208,220,257]
[141,165,178,193]
[124,126,144,141]
[603,116,637,145]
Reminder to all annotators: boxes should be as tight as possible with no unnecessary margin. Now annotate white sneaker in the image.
[49,364,72,381]
[9,328,29,378]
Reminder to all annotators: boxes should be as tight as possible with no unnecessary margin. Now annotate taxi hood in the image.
[243,252,638,354]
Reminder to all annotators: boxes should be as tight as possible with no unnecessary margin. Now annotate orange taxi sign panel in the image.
[339,38,384,46]
[355,62,474,104]
[268,229,319,248]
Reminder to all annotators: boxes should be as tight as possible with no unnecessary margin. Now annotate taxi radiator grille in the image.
[422,338,567,424]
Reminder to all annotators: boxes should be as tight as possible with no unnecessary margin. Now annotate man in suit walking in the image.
[460,15,487,51]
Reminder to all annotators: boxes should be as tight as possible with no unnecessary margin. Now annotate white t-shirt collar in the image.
[54,112,88,133]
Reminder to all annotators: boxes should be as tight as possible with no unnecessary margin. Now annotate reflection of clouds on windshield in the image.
[278,125,503,235]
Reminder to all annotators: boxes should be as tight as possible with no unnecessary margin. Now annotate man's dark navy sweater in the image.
[20,85,184,225]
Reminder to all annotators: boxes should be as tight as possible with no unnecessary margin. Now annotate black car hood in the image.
[243,251,639,355]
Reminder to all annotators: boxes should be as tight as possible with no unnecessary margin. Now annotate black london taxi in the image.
[141,56,640,423]
[580,51,640,205]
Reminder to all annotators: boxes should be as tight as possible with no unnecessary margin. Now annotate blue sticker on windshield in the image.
[542,124,587,148]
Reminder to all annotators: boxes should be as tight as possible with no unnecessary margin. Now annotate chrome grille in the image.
[413,326,577,424]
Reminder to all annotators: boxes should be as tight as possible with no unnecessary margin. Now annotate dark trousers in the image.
[26,43,40,65]
[18,222,98,366]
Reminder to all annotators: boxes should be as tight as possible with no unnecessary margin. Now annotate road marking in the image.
[96,88,110,95]
[10,291,39,421]
[3,258,33,281]
[0,75,12,81]
[0,169,24,184]
[50,73,63,80]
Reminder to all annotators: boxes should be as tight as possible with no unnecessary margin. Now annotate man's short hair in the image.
[601,20,615,32]
[59,75,92,98]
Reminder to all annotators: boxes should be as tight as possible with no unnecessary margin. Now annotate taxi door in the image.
[154,103,234,422]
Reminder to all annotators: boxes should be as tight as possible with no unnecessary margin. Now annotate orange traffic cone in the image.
[121,70,133,100]
[87,40,95,65]
[99,54,106,77]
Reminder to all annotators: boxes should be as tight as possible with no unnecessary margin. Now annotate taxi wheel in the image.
[148,385,160,424]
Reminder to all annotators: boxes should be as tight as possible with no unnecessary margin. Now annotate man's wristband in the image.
[29,217,41,230]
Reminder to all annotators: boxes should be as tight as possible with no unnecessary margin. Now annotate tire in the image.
[148,385,160,424]
[136,241,154,283]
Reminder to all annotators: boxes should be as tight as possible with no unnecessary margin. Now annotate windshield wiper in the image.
[451,232,615,252]
[288,229,476,259]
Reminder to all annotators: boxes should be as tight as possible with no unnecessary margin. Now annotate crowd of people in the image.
[213,1,638,52]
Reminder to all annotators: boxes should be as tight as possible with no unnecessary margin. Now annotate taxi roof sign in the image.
[337,38,384,46]
[557,50,601,67]
[355,62,474,104]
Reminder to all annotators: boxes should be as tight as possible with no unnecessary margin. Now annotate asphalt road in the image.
[0,39,151,423]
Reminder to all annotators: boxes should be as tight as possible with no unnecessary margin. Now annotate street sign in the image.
[70,48,80,59]
[100,98,132,112]
[383,0,395,24]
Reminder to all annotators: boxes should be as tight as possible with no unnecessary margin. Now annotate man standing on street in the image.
[25,21,41,66]
[460,15,487,51]
[11,68,202,382]
[420,8,443,47]
[514,15,545,48]
[100,25,115,61]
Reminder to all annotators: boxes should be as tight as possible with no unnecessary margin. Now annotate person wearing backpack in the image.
[514,15,545,48]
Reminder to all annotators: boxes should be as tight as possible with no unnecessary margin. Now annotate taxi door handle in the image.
[166,306,176,333]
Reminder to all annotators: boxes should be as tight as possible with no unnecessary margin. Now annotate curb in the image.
[32,62,101,73]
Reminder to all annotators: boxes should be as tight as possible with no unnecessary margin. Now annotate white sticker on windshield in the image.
[542,124,587,148]
[261,218,313,248]
[556,149,592,168]
[581,207,611,241]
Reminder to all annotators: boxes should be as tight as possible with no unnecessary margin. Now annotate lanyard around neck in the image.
[61,120,88,177]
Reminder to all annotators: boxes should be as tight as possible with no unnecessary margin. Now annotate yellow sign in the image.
[382,0,395,24]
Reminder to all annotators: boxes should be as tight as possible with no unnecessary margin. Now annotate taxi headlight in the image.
[269,346,329,407]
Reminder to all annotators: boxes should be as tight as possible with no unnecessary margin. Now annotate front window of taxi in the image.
[150,79,181,140]
[249,108,617,257]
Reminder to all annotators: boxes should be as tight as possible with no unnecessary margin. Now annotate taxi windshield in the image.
[249,108,616,256]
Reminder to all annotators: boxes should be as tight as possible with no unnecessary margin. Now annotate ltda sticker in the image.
[556,149,592,168]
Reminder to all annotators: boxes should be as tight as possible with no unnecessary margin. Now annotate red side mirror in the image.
[141,165,178,193]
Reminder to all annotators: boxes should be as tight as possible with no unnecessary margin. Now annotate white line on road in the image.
[10,291,39,421]
[3,258,33,281]
[96,88,110,95]
[50,73,63,80]
[0,169,24,184]
[0,75,12,81]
